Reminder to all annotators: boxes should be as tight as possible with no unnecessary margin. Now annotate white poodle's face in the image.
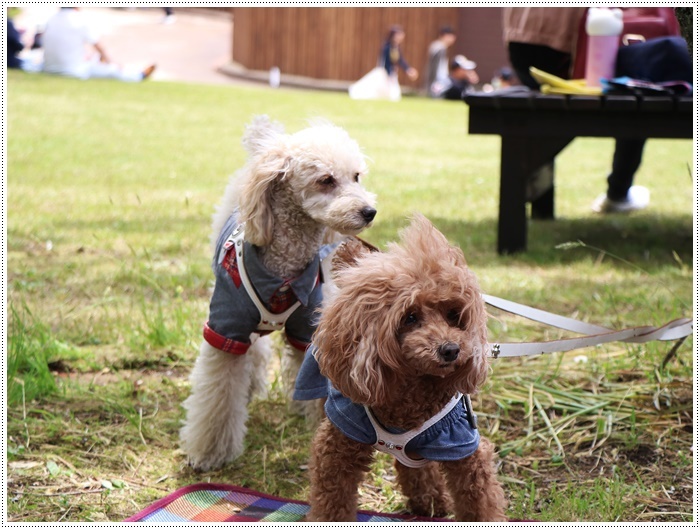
[285,126,377,235]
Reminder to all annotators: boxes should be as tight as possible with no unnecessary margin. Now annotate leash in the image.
[326,236,693,359]
[483,294,693,359]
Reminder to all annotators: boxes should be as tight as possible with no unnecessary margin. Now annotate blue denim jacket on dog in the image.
[204,213,325,354]
[294,345,481,463]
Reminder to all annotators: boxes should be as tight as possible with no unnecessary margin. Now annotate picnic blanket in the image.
[124,483,452,522]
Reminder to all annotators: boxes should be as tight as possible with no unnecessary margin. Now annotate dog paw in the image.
[406,496,451,519]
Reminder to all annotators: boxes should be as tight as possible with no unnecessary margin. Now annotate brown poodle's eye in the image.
[446,308,461,327]
[402,312,420,328]
[319,175,336,188]
[353,172,360,183]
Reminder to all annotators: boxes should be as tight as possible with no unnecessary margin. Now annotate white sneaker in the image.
[591,185,650,214]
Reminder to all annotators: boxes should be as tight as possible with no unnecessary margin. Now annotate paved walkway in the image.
[13,6,256,87]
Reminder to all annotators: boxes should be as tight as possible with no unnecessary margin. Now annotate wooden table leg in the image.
[497,136,573,254]
[498,136,529,254]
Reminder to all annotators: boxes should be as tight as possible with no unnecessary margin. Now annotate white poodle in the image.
[180,116,377,471]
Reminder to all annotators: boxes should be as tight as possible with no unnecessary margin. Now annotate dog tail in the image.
[242,115,285,156]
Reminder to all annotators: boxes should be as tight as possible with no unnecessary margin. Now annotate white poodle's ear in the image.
[238,151,290,246]
[237,116,289,246]
[241,115,285,157]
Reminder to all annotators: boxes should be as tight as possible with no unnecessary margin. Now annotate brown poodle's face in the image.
[398,296,482,379]
[315,214,489,406]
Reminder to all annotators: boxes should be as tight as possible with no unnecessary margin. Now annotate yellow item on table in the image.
[529,67,603,95]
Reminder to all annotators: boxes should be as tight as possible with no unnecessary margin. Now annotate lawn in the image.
[6,70,694,522]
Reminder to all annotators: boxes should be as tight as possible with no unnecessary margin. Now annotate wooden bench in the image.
[463,91,693,254]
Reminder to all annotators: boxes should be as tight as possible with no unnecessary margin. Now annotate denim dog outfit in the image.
[203,213,328,354]
[294,345,480,468]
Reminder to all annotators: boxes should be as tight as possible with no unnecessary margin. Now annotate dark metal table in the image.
[464,91,693,254]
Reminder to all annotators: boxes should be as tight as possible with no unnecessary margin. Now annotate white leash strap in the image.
[483,294,693,359]
[483,294,611,335]
[230,225,301,332]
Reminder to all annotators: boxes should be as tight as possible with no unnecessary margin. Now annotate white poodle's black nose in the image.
[361,207,377,223]
[438,342,460,363]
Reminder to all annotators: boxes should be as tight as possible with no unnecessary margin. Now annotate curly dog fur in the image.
[306,214,506,521]
[180,116,376,471]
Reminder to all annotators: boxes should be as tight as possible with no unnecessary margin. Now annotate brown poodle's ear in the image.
[401,213,467,267]
[451,341,490,396]
[330,238,372,276]
[238,152,290,246]
[314,271,400,406]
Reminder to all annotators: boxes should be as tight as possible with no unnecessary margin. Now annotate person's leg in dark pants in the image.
[607,139,646,201]
[591,138,649,213]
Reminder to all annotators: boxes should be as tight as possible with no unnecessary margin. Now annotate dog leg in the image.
[306,419,374,522]
[179,341,253,471]
[248,334,272,401]
[282,343,325,426]
[439,439,507,522]
[394,461,452,518]
[281,342,304,408]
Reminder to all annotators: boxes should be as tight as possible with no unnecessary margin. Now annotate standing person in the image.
[503,7,652,214]
[380,24,418,83]
[503,8,586,212]
[425,25,456,97]
[42,7,156,82]
[348,25,416,101]
[503,7,585,89]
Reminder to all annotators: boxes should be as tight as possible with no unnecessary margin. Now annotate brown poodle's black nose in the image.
[438,342,460,363]
[361,206,377,223]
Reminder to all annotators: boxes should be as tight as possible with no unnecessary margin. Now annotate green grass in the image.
[6,70,693,521]
[7,304,61,407]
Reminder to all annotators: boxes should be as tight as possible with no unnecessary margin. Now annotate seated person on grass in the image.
[42,7,155,82]
[438,55,479,100]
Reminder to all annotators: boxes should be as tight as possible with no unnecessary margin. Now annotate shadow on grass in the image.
[370,213,692,269]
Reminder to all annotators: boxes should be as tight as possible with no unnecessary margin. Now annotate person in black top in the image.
[440,55,479,100]
[7,18,25,69]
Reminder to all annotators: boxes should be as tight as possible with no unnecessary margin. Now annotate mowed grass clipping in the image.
[6,70,693,522]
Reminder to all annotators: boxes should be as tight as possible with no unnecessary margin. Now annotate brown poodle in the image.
[301,214,507,521]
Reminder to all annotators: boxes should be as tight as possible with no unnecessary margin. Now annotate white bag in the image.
[349,67,401,101]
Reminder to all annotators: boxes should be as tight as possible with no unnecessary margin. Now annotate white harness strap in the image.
[229,225,301,333]
[364,393,464,468]
[483,294,693,358]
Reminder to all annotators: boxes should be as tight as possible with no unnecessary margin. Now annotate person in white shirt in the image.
[42,7,155,81]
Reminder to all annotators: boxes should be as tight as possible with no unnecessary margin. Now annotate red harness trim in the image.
[203,323,310,355]
[203,322,250,355]
[286,334,311,353]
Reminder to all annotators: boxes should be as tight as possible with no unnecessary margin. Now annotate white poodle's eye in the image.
[319,175,336,188]
[353,172,360,183]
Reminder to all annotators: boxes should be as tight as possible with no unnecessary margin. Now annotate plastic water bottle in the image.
[584,7,624,87]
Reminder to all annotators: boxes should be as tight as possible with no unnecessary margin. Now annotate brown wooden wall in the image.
[456,8,510,84]
[233,7,461,87]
